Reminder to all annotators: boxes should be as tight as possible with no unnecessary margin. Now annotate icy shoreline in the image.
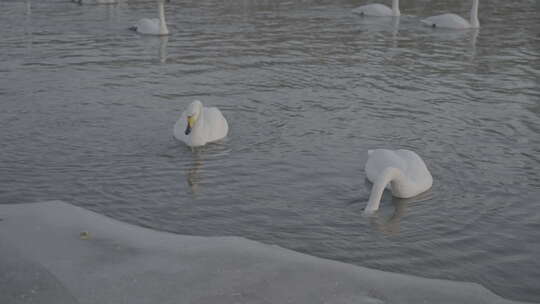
[0,201,530,304]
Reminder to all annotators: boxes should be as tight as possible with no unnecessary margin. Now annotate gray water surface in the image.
[1,0,539,302]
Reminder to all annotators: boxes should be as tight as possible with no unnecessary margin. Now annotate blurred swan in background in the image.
[72,0,117,5]
[363,149,433,214]
[421,0,480,29]
[353,0,400,17]
[130,0,170,35]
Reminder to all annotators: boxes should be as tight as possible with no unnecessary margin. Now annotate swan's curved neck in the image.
[192,108,204,132]
[364,167,404,213]
[470,0,479,28]
[188,111,205,146]
[158,1,169,35]
[392,0,400,17]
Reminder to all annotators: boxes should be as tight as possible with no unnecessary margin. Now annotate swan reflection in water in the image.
[186,152,204,194]
[422,23,479,61]
[26,0,31,15]
[159,36,168,63]
[368,190,434,236]
[469,28,479,60]
[24,0,33,54]
[391,16,399,47]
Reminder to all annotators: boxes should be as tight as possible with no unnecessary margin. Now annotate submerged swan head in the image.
[364,167,405,214]
[184,100,203,135]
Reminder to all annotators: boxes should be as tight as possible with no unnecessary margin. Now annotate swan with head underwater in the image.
[421,0,480,29]
[363,149,433,214]
[129,0,170,35]
[174,100,229,147]
[353,0,400,17]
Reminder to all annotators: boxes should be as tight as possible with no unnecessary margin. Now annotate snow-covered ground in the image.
[0,201,530,304]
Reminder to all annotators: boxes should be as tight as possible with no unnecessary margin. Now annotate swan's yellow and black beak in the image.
[185,116,195,135]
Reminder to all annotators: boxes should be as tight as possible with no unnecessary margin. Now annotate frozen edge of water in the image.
[0,201,532,304]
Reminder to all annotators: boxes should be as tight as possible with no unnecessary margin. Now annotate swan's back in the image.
[365,149,432,194]
[353,4,393,17]
[421,13,471,29]
[365,149,404,184]
[75,0,117,4]
[135,18,160,35]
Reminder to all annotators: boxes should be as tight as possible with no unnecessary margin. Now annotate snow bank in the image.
[0,201,529,304]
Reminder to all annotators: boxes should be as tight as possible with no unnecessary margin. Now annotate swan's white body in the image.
[131,0,169,35]
[364,149,432,213]
[72,0,116,4]
[353,0,400,17]
[174,100,229,147]
[421,0,479,29]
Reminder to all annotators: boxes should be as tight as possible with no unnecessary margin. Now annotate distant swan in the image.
[364,149,433,213]
[174,100,229,147]
[72,0,116,4]
[130,0,169,35]
[421,0,479,29]
[353,0,400,17]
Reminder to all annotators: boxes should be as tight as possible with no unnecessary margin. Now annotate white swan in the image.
[173,100,229,147]
[130,0,169,36]
[352,0,400,17]
[72,0,117,4]
[421,0,479,29]
[364,149,433,213]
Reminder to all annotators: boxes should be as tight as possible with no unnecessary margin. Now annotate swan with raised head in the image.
[352,0,400,17]
[174,100,229,147]
[421,0,479,29]
[363,149,432,214]
[130,0,169,35]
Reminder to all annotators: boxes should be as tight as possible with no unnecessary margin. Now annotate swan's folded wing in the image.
[203,107,229,142]
[421,13,470,29]
[352,4,392,17]
[135,18,160,34]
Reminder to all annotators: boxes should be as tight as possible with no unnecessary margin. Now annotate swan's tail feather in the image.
[128,26,137,32]
[368,149,374,156]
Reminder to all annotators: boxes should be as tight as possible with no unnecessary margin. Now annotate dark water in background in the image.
[1,0,539,301]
